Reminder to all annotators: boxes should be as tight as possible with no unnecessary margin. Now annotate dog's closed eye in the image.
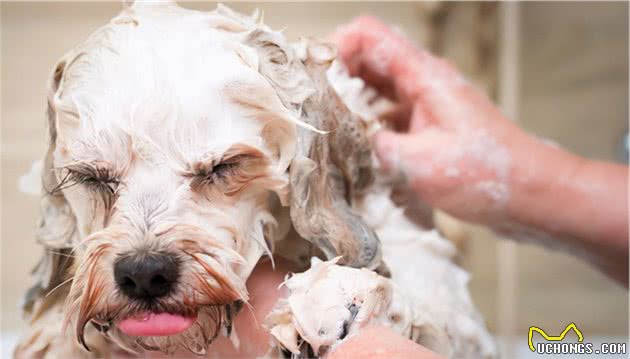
[52,163,120,195]
[210,162,236,177]
[187,156,250,192]
[207,157,244,179]
[185,145,271,195]
[71,172,119,194]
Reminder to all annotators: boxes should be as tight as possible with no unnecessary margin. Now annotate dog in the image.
[14,2,495,358]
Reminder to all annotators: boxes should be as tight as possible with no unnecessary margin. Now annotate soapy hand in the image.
[332,16,532,227]
[332,17,628,285]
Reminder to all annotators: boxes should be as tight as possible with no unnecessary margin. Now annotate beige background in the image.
[1,1,628,356]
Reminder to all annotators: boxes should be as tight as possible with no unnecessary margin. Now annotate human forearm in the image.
[506,134,629,283]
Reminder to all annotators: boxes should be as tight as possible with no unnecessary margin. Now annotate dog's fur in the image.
[15,2,495,358]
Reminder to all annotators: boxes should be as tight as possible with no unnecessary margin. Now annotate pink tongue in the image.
[117,312,197,337]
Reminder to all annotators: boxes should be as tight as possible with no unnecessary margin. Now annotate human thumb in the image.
[373,129,441,181]
[373,130,413,174]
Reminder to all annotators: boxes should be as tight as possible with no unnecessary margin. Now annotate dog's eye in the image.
[72,172,119,194]
[186,156,248,192]
[194,160,239,184]
[211,161,238,178]
[185,145,269,194]
[53,166,119,195]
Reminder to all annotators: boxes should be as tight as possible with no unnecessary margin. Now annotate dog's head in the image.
[23,2,382,355]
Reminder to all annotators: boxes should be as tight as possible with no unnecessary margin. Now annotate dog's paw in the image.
[265,257,408,357]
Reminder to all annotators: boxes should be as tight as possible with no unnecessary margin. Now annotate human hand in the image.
[331,16,538,228]
[332,17,628,284]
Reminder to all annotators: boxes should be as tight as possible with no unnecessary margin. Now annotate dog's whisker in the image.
[45,276,75,297]
[46,249,77,258]
[67,245,84,265]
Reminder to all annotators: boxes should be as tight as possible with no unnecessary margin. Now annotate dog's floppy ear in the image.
[246,31,383,270]
[21,58,79,321]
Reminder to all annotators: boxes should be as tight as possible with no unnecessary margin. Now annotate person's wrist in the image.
[503,131,584,238]
[505,138,629,284]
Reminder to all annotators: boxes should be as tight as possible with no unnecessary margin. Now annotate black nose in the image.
[114,253,179,300]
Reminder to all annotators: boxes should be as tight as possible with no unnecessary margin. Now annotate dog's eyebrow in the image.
[61,131,133,173]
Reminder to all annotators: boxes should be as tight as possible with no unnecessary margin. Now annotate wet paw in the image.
[265,257,394,357]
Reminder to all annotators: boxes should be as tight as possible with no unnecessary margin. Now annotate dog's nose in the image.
[114,253,179,300]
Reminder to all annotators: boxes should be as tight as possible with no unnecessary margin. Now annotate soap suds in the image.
[18,160,43,195]
[475,181,510,205]
[447,128,512,181]
[444,166,460,178]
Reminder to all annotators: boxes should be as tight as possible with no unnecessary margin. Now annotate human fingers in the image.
[331,16,463,105]
[328,325,445,359]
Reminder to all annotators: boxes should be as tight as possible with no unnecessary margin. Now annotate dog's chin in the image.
[92,303,241,356]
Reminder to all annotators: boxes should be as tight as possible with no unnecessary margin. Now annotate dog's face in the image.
[44,4,303,355]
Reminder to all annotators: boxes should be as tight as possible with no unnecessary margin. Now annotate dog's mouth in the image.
[88,300,243,339]
[84,300,245,353]
[116,311,198,337]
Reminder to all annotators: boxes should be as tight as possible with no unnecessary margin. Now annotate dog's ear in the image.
[245,32,383,270]
[22,58,78,321]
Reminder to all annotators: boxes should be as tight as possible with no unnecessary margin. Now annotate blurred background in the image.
[1,2,628,358]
